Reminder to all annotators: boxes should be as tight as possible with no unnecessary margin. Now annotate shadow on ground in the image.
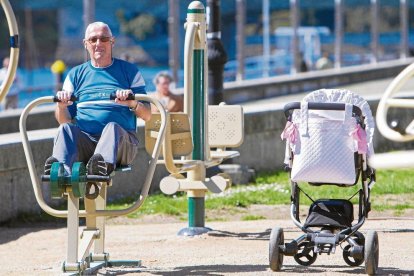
[207,228,270,240]
[0,223,63,245]
[0,217,67,245]
[100,264,411,275]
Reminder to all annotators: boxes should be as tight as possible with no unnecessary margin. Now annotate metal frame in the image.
[370,62,414,169]
[157,1,244,236]
[0,0,19,103]
[19,95,167,273]
[279,102,375,265]
[376,62,414,142]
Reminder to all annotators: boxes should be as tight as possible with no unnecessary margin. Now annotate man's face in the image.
[157,76,171,96]
[84,26,113,64]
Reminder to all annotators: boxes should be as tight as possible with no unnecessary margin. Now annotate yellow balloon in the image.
[51,60,66,74]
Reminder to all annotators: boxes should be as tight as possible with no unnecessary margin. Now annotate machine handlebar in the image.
[53,92,136,102]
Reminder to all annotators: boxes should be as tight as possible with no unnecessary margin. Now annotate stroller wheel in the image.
[294,242,317,266]
[269,227,284,271]
[364,231,379,275]
[343,244,364,266]
[343,232,365,267]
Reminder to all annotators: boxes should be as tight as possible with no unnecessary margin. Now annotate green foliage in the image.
[205,183,290,209]
[374,169,414,194]
[242,215,266,221]
[107,193,187,218]
[116,9,155,40]
[106,169,414,219]
[255,170,290,185]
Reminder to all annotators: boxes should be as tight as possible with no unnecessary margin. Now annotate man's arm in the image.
[54,90,73,124]
[115,89,152,122]
[55,104,72,124]
[130,101,151,121]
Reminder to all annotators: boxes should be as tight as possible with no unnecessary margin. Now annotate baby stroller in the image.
[269,89,378,274]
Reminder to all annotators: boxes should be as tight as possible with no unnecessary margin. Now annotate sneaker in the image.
[44,156,58,175]
[106,163,114,176]
[87,154,107,176]
[86,154,115,176]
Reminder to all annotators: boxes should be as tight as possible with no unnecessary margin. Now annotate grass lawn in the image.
[108,169,414,220]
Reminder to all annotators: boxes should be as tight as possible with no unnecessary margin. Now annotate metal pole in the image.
[262,0,270,77]
[400,0,408,59]
[178,1,211,236]
[168,0,180,86]
[236,0,245,81]
[371,0,378,63]
[207,0,227,105]
[83,0,95,61]
[66,193,80,267]
[0,0,20,103]
[290,0,299,74]
[334,0,343,68]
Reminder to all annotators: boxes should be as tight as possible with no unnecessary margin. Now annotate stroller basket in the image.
[304,199,354,229]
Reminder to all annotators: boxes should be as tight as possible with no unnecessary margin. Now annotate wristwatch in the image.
[129,101,139,112]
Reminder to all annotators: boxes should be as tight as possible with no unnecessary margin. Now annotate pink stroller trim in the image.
[281,121,298,144]
[350,124,368,154]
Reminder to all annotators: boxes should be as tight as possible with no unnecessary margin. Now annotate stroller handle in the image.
[284,102,362,119]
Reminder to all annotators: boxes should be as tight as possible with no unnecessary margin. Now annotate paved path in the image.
[0,218,413,275]
[241,76,414,112]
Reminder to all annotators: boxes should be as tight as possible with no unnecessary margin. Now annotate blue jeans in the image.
[52,122,139,173]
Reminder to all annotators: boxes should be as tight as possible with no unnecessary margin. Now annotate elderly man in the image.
[44,22,151,192]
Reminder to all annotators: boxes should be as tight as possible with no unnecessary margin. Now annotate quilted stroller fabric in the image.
[283,89,375,185]
[301,89,375,157]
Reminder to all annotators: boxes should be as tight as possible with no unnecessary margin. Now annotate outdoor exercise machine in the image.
[370,62,414,168]
[0,0,19,102]
[145,1,244,236]
[19,94,167,275]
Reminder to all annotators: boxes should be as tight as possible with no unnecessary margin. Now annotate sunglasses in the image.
[87,36,111,44]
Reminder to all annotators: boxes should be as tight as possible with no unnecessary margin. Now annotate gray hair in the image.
[153,71,173,85]
[85,22,113,39]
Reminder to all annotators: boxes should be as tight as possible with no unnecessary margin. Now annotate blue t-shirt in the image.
[62,58,146,135]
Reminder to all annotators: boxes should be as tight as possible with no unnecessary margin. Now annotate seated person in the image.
[315,52,333,70]
[44,21,151,182]
[151,71,183,112]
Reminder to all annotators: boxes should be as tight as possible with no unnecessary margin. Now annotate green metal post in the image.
[178,1,211,236]
[188,197,205,227]
[192,49,205,161]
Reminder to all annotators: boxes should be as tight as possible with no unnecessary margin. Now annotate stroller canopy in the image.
[300,89,375,157]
